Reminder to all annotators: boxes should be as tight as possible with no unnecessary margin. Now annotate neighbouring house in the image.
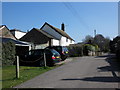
[0,25,16,40]
[10,29,27,39]
[20,28,59,49]
[0,25,30,55]
[40,22,75,46]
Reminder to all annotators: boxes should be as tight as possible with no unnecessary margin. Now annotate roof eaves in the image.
[42,22,74,41]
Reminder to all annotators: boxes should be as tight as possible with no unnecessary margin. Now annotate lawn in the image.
[2,65,57,88]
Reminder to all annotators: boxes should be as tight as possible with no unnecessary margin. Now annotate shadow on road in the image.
[61,54,120,83]
[61,77,120,83]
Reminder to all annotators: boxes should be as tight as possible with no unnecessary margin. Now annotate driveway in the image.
[14,54,120,88]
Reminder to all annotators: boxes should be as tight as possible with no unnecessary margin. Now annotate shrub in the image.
[67,45,83,57]
[2,41,16,66]
[83,44,97,56]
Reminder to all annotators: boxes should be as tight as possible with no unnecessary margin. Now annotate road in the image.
[14,54,120,88]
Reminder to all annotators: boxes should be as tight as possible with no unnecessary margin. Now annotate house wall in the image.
[60,36,75,46]
[11,31,26,39]
[42,24,75,46]
[60,36,67,46]
[72,40,75,44]
[52,39,60,46]
[35,43,49,49]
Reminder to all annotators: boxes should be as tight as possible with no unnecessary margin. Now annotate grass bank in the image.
[2,65,57,88]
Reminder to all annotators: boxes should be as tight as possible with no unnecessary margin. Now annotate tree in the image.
[93,34,110,52]
[82,35,94,44]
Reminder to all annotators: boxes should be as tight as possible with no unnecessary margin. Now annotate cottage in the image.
[20,28,59,49]
[40,22,75,46]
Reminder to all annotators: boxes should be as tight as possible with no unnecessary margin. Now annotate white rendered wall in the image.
[61,36,75,46]
[52,39,60,46]
[15,31,26,39]
[60,36,67,46]
[42,24,75,46]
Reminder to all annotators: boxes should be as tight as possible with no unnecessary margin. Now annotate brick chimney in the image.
[61,23,65,31]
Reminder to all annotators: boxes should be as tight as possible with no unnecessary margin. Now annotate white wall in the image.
[11,31,26,39]
[60,36,75,46]
[42,24,75,46]
[60,36,67,46]
[52,39,60,46]
[15,31,26,39]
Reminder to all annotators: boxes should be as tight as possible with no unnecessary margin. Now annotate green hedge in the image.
[2,41,16,66]
[67,45,83,57]
[67,44,99,57]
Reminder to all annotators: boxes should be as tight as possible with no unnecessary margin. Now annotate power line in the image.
[62,2,91,30]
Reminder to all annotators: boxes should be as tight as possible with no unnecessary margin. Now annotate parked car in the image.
[46,46,69,60]
[19,49,61,66]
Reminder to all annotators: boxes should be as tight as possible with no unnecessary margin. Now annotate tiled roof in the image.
[41,22,74,41]
[34,28,58,40]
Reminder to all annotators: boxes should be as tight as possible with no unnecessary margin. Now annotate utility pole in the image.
[94,29,96,37]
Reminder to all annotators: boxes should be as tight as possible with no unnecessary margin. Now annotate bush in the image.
[67,45,83,57]
[83,44,97,56]
[2,41,16,66]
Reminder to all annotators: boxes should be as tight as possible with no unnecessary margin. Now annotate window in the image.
[66,38,68,42]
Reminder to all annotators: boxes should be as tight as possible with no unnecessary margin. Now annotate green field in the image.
[2,65,57,88]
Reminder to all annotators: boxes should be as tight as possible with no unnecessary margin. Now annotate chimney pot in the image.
[61,23,65,31]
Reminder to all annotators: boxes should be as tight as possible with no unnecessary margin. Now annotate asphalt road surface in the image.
[14,54,120,88]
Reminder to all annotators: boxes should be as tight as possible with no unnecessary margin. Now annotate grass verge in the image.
[2,65,57,88]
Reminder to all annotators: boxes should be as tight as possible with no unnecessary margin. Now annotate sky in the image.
[2,2,118,43]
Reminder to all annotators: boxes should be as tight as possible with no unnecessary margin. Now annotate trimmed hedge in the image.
[67,45,83,57]
[2,41,16,66]
[67,44,99,57]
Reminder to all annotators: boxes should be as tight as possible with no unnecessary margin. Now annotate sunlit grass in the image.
[2,65,57,88]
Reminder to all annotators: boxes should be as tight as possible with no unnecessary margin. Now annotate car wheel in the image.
[39,60,45,66]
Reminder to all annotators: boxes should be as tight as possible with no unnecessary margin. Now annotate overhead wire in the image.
[62,2,91,30]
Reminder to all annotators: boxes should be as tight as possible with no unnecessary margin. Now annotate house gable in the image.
[20,28,55,44]
[0,25,16,40]
[10,29,26,39]
[41,22,74,41]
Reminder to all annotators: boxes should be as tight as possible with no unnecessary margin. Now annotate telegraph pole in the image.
[94,29,96,37]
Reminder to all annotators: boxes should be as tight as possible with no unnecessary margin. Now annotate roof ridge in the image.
[32,28,59,40]
[42,22,74,41]
[10,29,26,33]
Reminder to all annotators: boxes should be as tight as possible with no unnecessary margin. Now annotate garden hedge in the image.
[2,41,16,66]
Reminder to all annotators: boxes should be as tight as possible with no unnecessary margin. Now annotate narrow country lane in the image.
[14,54,120,88]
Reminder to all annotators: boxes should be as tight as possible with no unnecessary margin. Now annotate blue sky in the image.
[2,2,118,42]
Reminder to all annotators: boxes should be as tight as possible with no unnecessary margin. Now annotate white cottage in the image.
[40,22,75,46]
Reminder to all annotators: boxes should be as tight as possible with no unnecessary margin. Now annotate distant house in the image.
[40,22,75,46]
[0,25,30,55]
[20,28,59,49]
[10,29,26,39]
